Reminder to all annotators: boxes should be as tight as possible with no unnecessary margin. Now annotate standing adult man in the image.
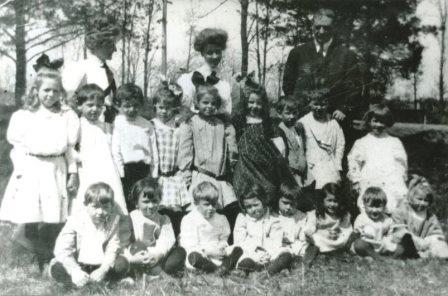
[63,16,120,123]
[283,8,364,127]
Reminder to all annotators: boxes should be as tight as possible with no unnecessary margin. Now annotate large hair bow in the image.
[191,71,220,87]
[158,74,183,98]
[33,54,64,72]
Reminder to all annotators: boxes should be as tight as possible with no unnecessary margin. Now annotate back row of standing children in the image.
[1,27,448,287]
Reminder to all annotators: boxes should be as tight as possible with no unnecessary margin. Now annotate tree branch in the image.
[27,33,83,62]
[0,49,16,62]
[2,28,14,40]
[198,0,229,19]
[26,30,79,51]
[26,24,75,44]
[0,0,14,9]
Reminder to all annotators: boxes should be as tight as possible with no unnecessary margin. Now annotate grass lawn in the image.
[1,106,448,295]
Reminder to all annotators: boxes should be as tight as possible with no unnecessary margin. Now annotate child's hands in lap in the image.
[71,269,90,287]
[328,229,340,241]
[142,250,158,266]
[204,246,226,260]
[254,248,270,265]
[129,250,149,264]
[89,266,109,283]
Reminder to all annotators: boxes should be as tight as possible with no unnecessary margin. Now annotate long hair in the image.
[23,72,65,112]
[315,182,347,219]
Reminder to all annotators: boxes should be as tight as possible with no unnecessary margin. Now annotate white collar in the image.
[87,52,108,67]
[198,63,221,77]
[313,38,333,57]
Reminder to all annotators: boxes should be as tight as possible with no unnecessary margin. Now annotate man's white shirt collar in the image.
[314,38,333,57]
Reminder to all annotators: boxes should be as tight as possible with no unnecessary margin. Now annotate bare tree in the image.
[161,0,168,76]
[143,0,158,98]
[435,0,447,102]
[240,0,249,75]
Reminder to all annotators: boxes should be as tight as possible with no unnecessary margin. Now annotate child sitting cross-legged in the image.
[234,184,293,275]
[276,183,308,258]
[302,183,353,263]
[124,178,186,278]
[179,181,243,274]
[392,175,448,259]
[49,182,131,288]
[352,187,413,259]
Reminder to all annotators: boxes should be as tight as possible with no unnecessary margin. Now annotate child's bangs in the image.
[409,186,433,203]
[363,187,387,207]
[193,182,219,204]
[141,187,161,201]
[84,183,114,206]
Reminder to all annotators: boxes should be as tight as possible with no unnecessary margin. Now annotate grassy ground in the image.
[1,106,448,295]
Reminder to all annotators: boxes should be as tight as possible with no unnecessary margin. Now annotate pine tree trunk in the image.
[143,0,155,98]
[14,0,26,107]
[121,0,128,84]
[240,0,249,75]
[439,15,446,103]
[186,26,194,72]
[161,0,168,76]
[255,1,262,83]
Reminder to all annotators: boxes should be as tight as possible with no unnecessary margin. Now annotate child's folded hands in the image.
[129,250,149,264]
[204,244,226,259]
[71,269,90,287]
[89,265,109,283]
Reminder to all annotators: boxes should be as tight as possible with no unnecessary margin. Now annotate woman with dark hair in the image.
[62,15,121,123]
[177,28,233,116]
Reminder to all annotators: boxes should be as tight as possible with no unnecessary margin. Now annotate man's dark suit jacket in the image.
[282,40,364,118]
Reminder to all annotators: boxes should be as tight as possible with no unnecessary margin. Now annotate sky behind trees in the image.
[0,0,446,101]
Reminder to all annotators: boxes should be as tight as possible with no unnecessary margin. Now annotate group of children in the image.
[1,46,448,288]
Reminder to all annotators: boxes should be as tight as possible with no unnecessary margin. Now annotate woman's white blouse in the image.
[177,64,232,115]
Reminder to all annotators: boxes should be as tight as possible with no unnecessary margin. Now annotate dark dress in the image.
[232,118,296,210]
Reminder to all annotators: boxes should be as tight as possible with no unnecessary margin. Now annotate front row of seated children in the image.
[49,174,448,287]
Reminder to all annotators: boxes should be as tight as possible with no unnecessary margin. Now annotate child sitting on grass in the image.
[49,183,131,288]
[302,183,353,260]
[392,175,448,259]
[276,183,308,258]
[234,184,293,275]
[124,178,186,277]
[179,181,243,274]
[352,187,410,259]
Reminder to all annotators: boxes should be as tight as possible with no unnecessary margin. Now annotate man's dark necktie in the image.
[102,62,118,123]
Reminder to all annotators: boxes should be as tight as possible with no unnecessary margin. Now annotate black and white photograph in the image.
[0,0,448,294]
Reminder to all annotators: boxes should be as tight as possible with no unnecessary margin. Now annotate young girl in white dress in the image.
[0,71,79,269]
[302,183,353,262]
[71,84,128,215]
[299,90,345,189]
[347,104,407,213]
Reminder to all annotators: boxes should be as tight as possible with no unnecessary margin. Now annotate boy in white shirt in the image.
[179,181,242,274]
[124,178,186,277]
[49,183,131,287]
[112,83,151,211]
